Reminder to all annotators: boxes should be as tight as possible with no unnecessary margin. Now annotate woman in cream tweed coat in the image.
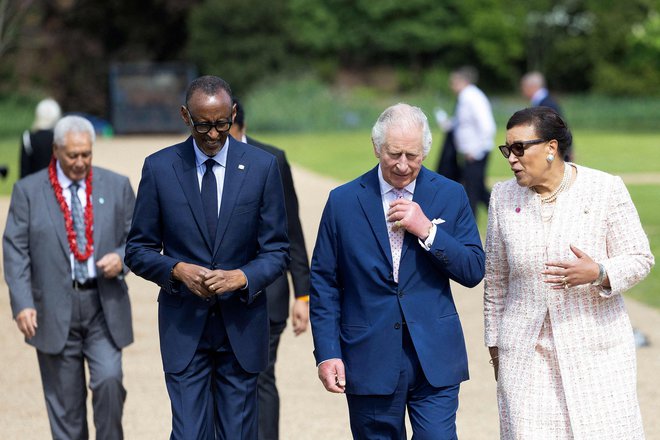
[484,107,654,439]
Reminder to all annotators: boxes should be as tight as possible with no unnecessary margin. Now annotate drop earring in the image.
[546,153,555,163]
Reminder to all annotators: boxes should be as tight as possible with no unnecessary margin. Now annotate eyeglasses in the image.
[498,139,547,158]
[185,108,233,134]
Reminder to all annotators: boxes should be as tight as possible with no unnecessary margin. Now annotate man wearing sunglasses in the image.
[125,75,289,439]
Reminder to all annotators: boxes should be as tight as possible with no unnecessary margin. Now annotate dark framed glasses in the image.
[185,107,233,134]
[498,139,547,158]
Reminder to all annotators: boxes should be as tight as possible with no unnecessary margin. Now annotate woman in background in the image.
[20,98,61,178]
[484,106,653,439]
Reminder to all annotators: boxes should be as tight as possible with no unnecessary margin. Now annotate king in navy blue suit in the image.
[125,76,289,440]
[310,103,485,439]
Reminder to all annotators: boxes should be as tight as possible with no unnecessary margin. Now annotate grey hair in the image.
[33,98,61,130]
[371,103,432,157]
[53,115,96,147]
[521,71,546,89]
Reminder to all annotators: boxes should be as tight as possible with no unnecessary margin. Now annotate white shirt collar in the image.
[377,165,416,197]
[193,137,229,168]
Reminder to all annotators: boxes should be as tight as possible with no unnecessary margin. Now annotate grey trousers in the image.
[36,288,126,440]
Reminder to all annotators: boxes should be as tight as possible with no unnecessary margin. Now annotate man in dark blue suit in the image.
[521,71,573,161]
[125,75,289,440]
[310,103,485,439]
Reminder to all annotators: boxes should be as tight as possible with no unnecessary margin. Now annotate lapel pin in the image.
[99,197,105,204]
[238,164,245,170]
[515,207,521,213]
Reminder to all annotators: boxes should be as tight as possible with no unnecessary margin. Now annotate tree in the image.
[187,0,289,96]
[0,0,34,61]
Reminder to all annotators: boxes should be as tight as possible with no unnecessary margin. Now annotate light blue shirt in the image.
[193,137,229,217]
[531,88,550,107]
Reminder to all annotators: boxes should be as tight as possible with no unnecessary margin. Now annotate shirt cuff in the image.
[418,222,440,251]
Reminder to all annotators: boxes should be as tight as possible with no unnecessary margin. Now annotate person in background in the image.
[442,66,496,220]
[125,75,289,439]
[484,106,653,439]
[4,115,135,439]
[520,71,572,161]
[20,98,62,178]
[311,103,484,439]
[229,99,310,440]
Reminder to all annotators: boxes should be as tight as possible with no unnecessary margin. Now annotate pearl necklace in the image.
[539,163,572,204]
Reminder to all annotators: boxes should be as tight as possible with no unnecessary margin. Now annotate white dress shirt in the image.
[452,84,496,160]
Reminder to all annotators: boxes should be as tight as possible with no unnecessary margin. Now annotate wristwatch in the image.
[591,263,606,286]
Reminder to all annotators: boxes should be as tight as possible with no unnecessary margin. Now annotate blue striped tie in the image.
[70,182,89,283]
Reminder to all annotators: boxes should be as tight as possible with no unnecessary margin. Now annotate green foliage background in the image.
[2,0,658,117]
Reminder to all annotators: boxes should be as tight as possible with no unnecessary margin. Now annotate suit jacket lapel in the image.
[401,167,439,262]
[91,168,104,258]
[42,175,70,259]
[356,166,393,267]
[172,138,215,250]
[214,138,248,256]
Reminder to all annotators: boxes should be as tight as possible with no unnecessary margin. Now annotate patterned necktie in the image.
[389,189,405,283]
[201,159,218,242]
[70,182,89,282]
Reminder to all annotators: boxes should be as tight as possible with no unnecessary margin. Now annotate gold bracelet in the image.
[297,295,310,302]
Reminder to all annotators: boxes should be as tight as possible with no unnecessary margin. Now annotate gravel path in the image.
[0,136,657,439]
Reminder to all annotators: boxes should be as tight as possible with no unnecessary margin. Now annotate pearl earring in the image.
[546,154,554,163]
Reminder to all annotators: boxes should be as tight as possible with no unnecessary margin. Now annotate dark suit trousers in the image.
[165,305,259,440]
[37,288,125,440]
[258,320,287,440]
[345,326,460,440]
[462,153,490,219]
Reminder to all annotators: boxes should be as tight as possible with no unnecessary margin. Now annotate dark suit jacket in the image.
[20,129,55,178]
[310,166,485,395]
[3,166,135,353]
[538,95,562,116]
[246,136,310,324]
[125,136,289,374]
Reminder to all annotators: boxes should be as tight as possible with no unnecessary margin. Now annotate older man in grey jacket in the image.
[3,115,135,439]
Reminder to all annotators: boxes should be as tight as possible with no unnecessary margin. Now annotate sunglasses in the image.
[498,139,547,158]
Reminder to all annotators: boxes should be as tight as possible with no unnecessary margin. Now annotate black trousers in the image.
[462,153,490,219]
[257,320,287,440]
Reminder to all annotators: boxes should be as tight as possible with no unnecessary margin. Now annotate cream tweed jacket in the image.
[484,164,654,439]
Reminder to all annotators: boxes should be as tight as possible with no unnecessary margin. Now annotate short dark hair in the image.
[232,98,245,129]
[452,66,479,84]
[185,75,233,107]
[506,106,573,157]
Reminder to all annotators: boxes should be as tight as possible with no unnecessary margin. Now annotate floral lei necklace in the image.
[48,157,94,261]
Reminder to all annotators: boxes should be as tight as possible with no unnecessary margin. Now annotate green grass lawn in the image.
[259,129,660,309]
